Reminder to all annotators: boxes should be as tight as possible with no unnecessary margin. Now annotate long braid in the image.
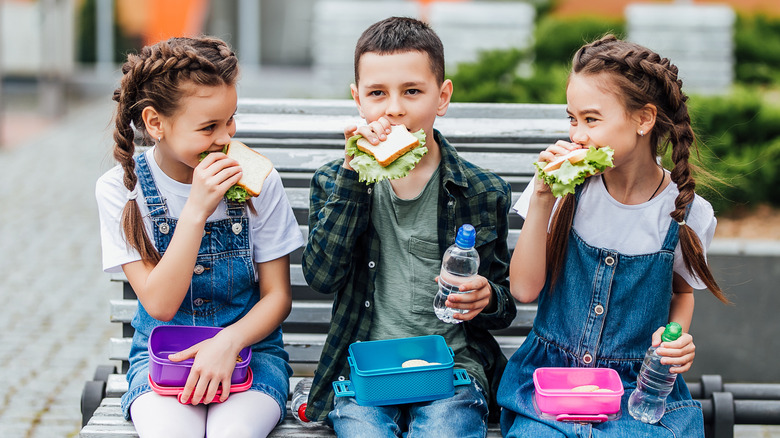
[560,35,729,303]
[111,37,238,266]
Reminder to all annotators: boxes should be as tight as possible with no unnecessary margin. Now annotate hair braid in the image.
[110,36,238,266]
[560,34,729,303]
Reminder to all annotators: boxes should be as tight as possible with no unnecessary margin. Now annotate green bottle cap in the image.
[661,322,682,342]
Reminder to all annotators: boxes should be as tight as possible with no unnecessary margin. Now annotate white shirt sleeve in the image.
[95,166,145,273]
[249,169,305,263]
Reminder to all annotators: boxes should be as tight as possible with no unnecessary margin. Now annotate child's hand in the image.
[188,152,243,220]
[436,274,493,321]
[533,140,584,196]
[343,118,393,170]
[651,326,696,374]
[168,335,241,405]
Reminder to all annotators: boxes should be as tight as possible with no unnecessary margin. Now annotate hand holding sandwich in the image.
[187,151,244,222]
[533,141,615,198]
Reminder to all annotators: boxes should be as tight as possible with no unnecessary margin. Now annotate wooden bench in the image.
[80,99,776,438]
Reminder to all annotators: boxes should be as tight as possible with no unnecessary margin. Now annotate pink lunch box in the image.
[533,367,624,422]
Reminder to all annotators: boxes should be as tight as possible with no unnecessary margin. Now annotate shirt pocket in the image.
[408,236,442,315]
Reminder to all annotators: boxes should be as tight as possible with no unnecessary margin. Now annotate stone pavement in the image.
[1,90,778,437]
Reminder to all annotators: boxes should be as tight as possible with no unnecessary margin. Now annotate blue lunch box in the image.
[332,335,471,406]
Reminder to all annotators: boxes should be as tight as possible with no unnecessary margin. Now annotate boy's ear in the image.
[141,106,164,140]
[350,83,365,118]
[636,103,657,136]
[437,79,453,117]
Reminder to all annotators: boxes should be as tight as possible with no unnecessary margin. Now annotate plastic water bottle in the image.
[434,224,479,324]
[628,322,683,424]
[291,377,316,425]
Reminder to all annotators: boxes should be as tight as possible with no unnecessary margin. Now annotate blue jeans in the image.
[329,379,488,438]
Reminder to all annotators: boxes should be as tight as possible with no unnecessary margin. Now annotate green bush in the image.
[734,15,780,85]
[534,16,625,68]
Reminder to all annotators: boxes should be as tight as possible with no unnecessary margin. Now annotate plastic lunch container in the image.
[148,325,252,387]
[332,335,471,406]
[533,367,624,422]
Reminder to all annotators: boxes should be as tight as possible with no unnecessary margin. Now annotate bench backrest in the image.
[110,98,568,374]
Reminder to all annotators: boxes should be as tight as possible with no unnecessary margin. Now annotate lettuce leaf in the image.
[346,129,427,184]
[199,146,250,202]
[534,146,615,197]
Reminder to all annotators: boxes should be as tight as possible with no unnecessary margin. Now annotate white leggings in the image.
[130,390,281,438]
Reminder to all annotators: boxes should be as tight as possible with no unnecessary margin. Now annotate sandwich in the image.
[199,141,274,202]
[345,124,427,183]
[534,146,615,197]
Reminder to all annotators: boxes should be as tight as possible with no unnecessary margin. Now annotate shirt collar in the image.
[435,129,469,190]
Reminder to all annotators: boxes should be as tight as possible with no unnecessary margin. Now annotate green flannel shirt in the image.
[301,130,516,422]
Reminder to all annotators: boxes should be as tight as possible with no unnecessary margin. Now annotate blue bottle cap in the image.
[455,224,476,249]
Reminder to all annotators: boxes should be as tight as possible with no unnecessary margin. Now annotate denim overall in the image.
[498,187,704,437]
[120,153,292,421]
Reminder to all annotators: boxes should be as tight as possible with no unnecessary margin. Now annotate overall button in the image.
[364,301,371,308]
[594,304,604,315]
[193,265,205,275]
[605,256,615,266]
[367,187,373,195]
[193,298,205,307]
[158,222,170,234]
[232,223,243,234]
[583,353,593,364]
[368,261,376,269]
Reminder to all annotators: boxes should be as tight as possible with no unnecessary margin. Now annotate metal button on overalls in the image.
[158,222,170,234]
[594,304,604,315]
[193,265,205,275]
[232,223,243,234]
[193,298,205,307]
[605,256,615,266]
[583,353,593,364]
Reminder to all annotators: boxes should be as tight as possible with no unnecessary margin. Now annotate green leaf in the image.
[535,146,614,197]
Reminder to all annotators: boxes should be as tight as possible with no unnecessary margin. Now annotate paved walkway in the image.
[1,90,778,437]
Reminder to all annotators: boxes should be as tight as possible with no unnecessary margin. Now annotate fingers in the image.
[651,326,665,347]
[538,140,582,164]
[446,277,491,321]
[352,118,393,145]
[656,332,696,374]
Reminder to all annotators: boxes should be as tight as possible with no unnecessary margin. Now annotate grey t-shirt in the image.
[369,167,487,391]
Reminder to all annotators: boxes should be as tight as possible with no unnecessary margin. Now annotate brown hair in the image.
[546,35,729,304]
[112,36,239,265]
[354,16,445,85]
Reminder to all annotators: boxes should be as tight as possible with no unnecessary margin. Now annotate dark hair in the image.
[354,16,445,85]
[112,36,239,265]
[547,35,729,304]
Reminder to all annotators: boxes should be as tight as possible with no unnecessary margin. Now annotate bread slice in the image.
[355,124,420,167]
[225,141,273,197]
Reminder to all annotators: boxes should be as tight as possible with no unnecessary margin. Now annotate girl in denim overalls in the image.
[95,37,304,437]
[498,35,730,437]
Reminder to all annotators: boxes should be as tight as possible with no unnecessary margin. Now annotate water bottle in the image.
[434,224,480,324]
[291,377,316,425]
[628,322,683,424]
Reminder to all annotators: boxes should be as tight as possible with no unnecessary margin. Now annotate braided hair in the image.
[112,36,239,265]
[547,35,728,303]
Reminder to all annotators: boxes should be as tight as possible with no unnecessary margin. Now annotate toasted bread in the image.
[355,124,420,167]
[225,141,273,197]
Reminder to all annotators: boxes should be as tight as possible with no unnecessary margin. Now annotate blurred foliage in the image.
[734,15,780,85]
[449,16,624,104]
[685,87,780,214]
[76,0,140,63]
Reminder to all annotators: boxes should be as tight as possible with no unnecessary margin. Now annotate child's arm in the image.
[655,273,696,373]
[171,255,293,405]
[509,140,579,303]
[123,153,242,321]
[301,124,382,294]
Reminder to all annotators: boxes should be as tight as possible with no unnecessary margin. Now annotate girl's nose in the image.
[570,125,588,145]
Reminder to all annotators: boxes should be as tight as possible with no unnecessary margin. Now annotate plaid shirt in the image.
[301,130,516,422]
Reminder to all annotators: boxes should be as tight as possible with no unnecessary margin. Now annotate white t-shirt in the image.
[95,148,304,273]
[513,174,716,290]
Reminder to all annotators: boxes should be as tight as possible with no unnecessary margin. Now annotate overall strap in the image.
[660,202,693,252]
[134,152,168,218]
[225,200,246,218]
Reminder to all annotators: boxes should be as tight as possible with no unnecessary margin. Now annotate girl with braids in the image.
[497,35,729,437]
[95,36,303,437]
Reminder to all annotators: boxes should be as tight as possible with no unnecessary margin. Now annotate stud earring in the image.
[157,136,162,143]
[639,130,644,137]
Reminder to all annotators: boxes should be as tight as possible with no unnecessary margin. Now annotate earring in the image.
[639,130,644,137]
[157,136,162,143]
